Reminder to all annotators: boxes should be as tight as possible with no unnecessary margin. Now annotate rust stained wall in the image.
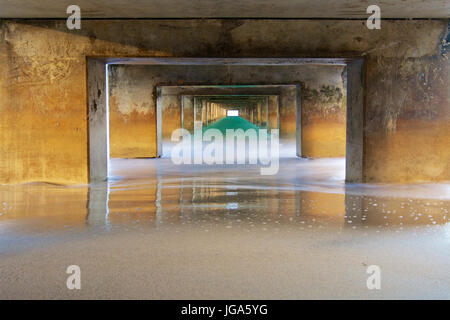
[108,64,345,158]
[108,66,157,158]
[301,82,346,157]
[0,19,448,184]
[364,54,450,182]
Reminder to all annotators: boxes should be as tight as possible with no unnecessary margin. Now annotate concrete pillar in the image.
[261,97,269,129]
[206,101,210,126]
[345,59,365,183]
[194,96,202,124]
[207,102,211,123]
[210,103,213,122]
[202,99,207,127]
[155,89,163,157]
[296,85,302,158]
[88,59,108,182]
[182,95,195,133]
[257,102,261,127]
[268,95,279,130]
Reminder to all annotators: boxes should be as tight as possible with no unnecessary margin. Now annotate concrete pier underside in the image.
[0,19,448,184]
[108,65,346,160]
[0,13,449,301]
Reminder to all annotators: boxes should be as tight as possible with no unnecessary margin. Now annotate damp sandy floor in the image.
[0,157,449,299]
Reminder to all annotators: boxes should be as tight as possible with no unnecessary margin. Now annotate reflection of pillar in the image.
[87,181,109,226]
[155,179,163,226]
[344,193,364,228]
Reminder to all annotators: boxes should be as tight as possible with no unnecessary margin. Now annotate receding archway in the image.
[156,85,300,158]
[87,57,364,183]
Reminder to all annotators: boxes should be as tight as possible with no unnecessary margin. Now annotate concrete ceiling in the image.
[1,0,449,19]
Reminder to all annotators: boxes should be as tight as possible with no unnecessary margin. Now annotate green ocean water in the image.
[202,116,262,135]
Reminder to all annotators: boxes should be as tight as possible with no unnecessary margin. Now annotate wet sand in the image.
[0,158,449,299]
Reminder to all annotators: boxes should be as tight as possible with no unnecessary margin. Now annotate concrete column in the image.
[155,88,163,157]
[296,85,302,158]
[257,102,261,127]
[207,101,211,124]
[345,59,365,183]
[268,95,278,130]
[209,103,213,122]
[261,97,269,129]
[182,95,195,133]
[202,99,207,127]
[194,96,202,124]
[88,59,108,182]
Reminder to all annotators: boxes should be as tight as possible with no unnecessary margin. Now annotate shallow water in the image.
[0,157,449,299]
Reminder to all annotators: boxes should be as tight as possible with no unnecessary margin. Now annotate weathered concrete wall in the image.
[0,19,448,183]
[301,82,346,157]
[108,64,345,158]
[108,66,157,158]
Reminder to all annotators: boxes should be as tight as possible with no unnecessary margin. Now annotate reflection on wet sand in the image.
[0,158,449,299]
[2,160,447,232]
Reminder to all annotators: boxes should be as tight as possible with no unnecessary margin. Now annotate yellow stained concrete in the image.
[365,120,450,182]
[0,20,448,184]
[109,109,157,158]
[302,121,346,158]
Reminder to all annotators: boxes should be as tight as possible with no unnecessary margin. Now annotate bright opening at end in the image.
[227,110,239,117]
